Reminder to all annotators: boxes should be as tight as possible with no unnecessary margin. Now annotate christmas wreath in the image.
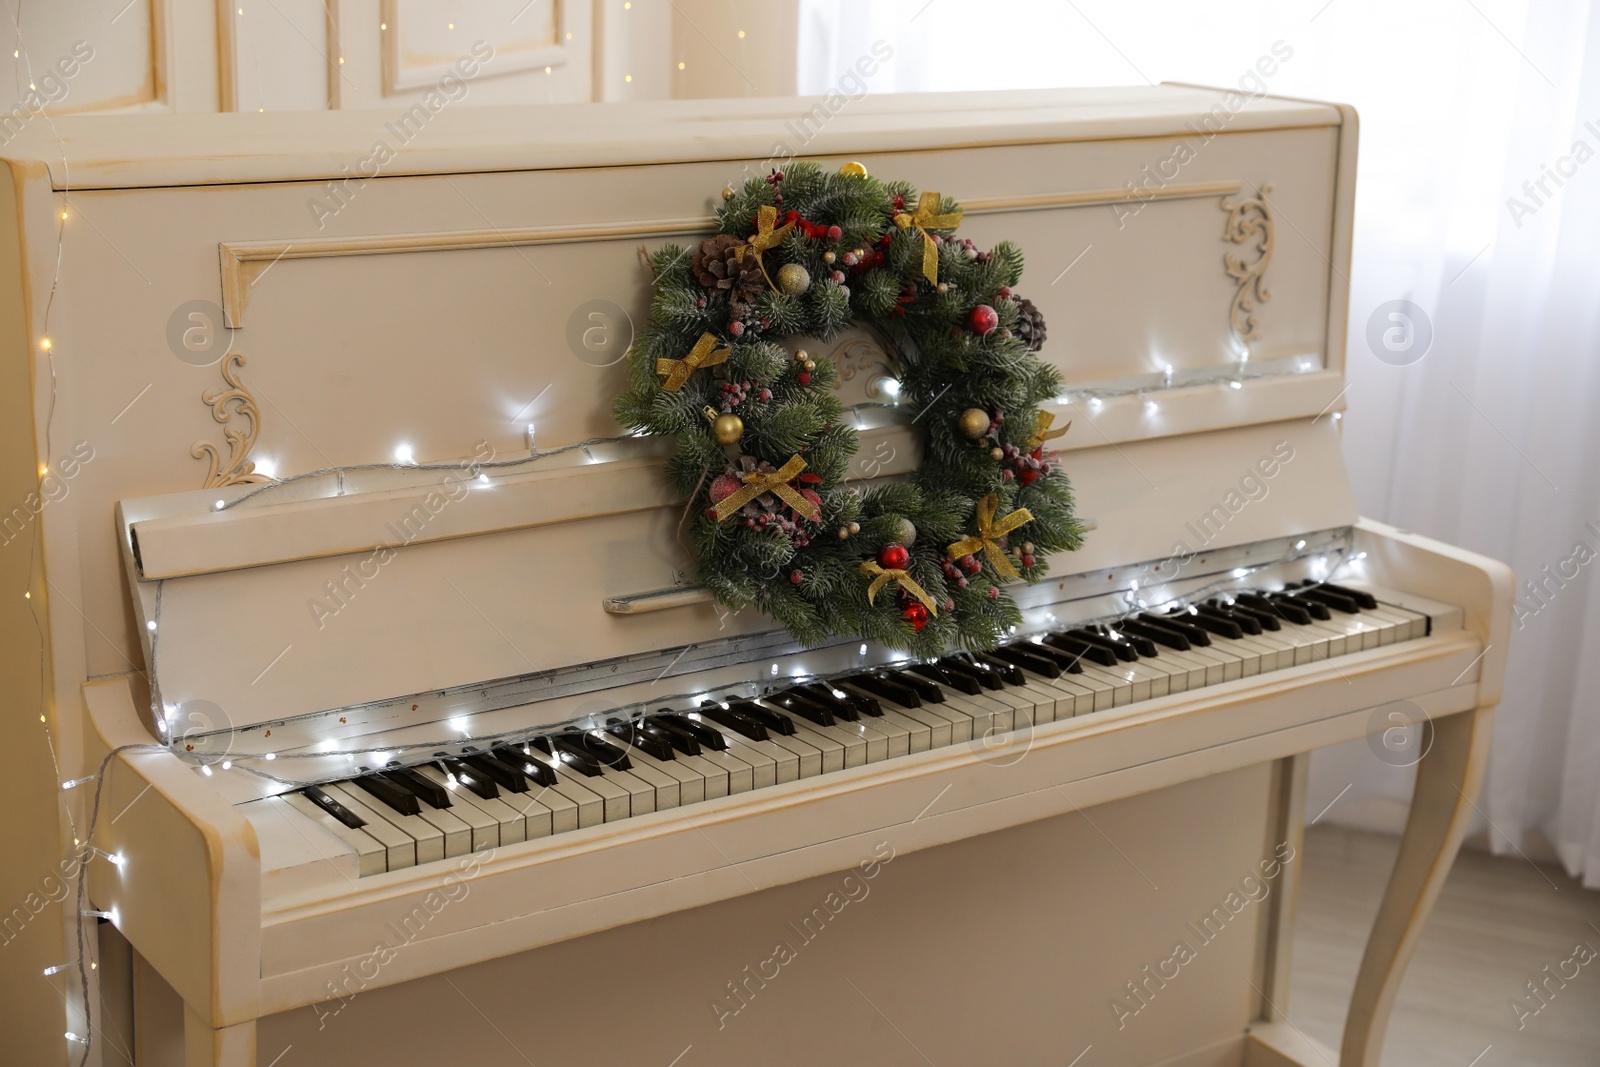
[614,161,1085,655]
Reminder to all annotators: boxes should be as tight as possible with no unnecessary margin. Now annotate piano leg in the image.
[1338,702,1495,1066]
[184,1004,255,1067]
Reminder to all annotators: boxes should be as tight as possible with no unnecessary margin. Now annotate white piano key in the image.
[618,756,681,810]
[318,784,423,870]
[944,689,1004,738]
[1004,674,1075,720]
[530,761,606,828]
[406,796,474,859]
[719,736,779,790]
[632,747,709,804]
[877,708,932,753]
[862,709,916,756]
[1145,650,1196,693]
[281,791,388,877]
[412,777,500,851]
[742,736,801,784]
[753,700,850,772]
[699,746,757,794]
[1061,667,1120,712]
[966,684,1043,726]
[762,730,827,779]
[415,764,527,844]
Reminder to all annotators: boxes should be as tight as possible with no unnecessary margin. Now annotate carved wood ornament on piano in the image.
[0,87,1516,1067]
[615,160,1085,653]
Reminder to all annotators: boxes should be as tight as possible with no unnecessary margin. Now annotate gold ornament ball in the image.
[823,251,836,264]
[721,185,736,201]
[848,521,861,535]
[777,262,812,295]
[712,413,744,446]
[958,407,990,439]
[990,447,1004,460]
[839,161,869,178]
[803,359,816,372]
[794,349,809,363]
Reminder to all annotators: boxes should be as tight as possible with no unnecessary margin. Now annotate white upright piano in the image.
[0,88,1512,1067]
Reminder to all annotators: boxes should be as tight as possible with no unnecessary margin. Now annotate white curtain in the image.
[799,0,1600,886]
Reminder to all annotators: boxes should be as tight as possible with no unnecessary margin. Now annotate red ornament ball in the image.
[901,601,929,632]
[968,304,999,336]
[790,570,804,585]
[709,473,742,504]
[877,543,910,570]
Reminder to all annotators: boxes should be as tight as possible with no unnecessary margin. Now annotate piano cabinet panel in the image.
[255,764,1285,1067]
[25,115,1340,683]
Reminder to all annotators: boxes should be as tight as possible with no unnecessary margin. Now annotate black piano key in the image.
[793,687,861,722]
[1218,599,1281,630]
[1041,633,1117,667]
[977,655,1027,686]
[1238,593,1311,626]
[303,785,366,829]
[641,716,704,755]
[544,736,612,776]
[1188,609,1245,640]
[383,769,452,809]
[800,684,880,719]
[1119,619,1191,651]
[653,711,730,751]
[988,644,1065,679]
[560,732,634,772]
[902,662,974,696]
[1202,605,1261,636]
[491,746,560,788]
[727,699,797,736]
[353,774,422,817]
[1070,627,1137,662]
[887,670,946,704]
[1099,625,1158,658]
[440,758,500,799]
[1317,581,1379,610]
[461,753,532,792]
[843,673,922,709]
[1273,591,1330,620]
[763,691,836,727]
[939,656,1004,690]
[1295,585,1360,614]
[697,702,770,742]
[1140,612,1212,646]
[606,719,678,761]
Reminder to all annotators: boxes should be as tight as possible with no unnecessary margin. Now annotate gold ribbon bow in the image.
[893,190,964,284]
[1023,410,1071,451]
[947,493,1035,581]
[739,204,796,291]
[657,332,731,392]
[859,561,939,615]
[712,455,821,522]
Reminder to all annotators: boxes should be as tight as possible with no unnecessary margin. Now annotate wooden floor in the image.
[1291,826,1600,1066]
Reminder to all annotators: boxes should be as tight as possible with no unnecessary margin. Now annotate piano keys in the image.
[254,581,1447,875]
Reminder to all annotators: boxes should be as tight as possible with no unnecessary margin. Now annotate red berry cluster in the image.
[939,554,982,589]
[998,442,1053,486]
[717,380,771,412]
[782,209,843,243]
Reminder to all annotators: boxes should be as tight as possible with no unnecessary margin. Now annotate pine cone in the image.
[692,234,763,303]
[1015,296,1048,352]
